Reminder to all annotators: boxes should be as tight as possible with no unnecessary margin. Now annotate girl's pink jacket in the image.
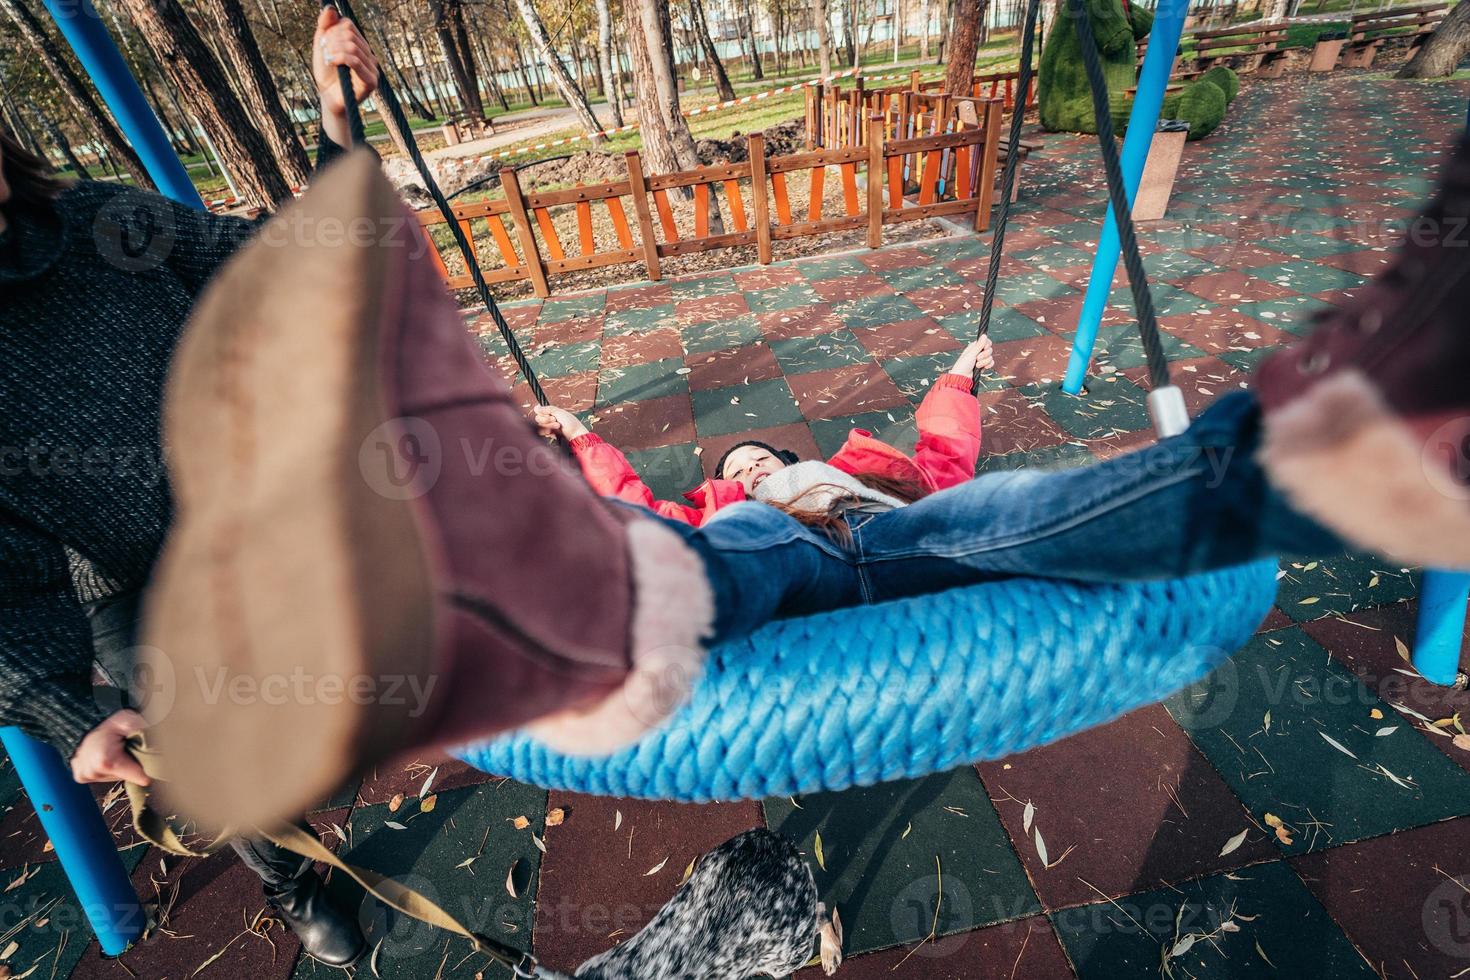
[566,373,982,526]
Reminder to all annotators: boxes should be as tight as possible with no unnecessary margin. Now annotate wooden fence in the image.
[805,69,1036,150]
[417,99,1003,298]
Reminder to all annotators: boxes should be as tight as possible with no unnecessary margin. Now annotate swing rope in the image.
[321,0,549,406]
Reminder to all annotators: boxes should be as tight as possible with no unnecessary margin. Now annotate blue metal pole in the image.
[0,729,143,954]
[1062,0,1190,394]
[1413,571,1470,687]
[39,0,203,209]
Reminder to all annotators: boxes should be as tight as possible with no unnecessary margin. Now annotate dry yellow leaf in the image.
[388,793,404,813]
[1263,813,1282,828]
[1370,709,1383,720]
[546,808,566,827]
[1274,826,1294,846]
[1453,734,1470,752]
[511,816,530,830]
[505,860,518,898]
[420,794,438,813]
[1394,636,1410,662]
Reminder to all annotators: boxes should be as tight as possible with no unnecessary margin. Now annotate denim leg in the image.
[632,501,865,646]
[855,391,1349,604]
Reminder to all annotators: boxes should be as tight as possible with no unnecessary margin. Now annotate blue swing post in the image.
[1413,571,1470,687]
[1061,0,1190,395]
[3,0,213,955]
[39,0,203,209]
[0,729,143,955]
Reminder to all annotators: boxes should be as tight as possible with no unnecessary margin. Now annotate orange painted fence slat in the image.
[534,207,565,261]
[888,156,904,208]
[840,163,859,216]
[653,189,678,241]
[576,201,595,256]
[723,179,748,232]
[807,166,824,223]
[771,172,793,225]
[489,214,520,267]
[694,183,711,238]
[605,197,634,249]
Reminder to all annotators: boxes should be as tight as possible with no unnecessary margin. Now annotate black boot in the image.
[230,832,367,967]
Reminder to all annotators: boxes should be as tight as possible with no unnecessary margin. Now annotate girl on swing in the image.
[142,141,1470,833]
[531,337,995,530]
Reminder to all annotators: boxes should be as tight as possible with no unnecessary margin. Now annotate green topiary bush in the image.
[1177,78,1228,140]
[1198,66,1240,103]
[1038,0,1155,134]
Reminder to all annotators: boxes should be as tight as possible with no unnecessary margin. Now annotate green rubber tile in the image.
[669,274,737,299]
[596,356,689,406]
[884,352,1003,404]
[679,313,763,354]
[1256,233,1365,258]
[1090,320,1206,373]
[533,339,602,380]
[536,292,605,323]
[1016,378,1151,441]
[1273,556,1419,622]
[1013,243,1095,268]
[1166,628,1470,856]
[603,302,675,335]
[974,442,1093,474]
[769,329,872,375]
[1215,346,1277,375]
[1136,226,1233,251]
[23,860,144,980]
[763,770,1041,958]
[807,410,919,458]
[1252,260,1368,296]
[938,307,1048,344]
[623,442,704,500]
[878,263,970,294]
[1050,862,1375,979]
[745,282,820,313]
[833,293,927,329]
[1044,220,1106,244]
[922,236,989,261]
[799,256,873,281]
[992,272,1077,307]
[691,378,804,437]
[294,781,549,980]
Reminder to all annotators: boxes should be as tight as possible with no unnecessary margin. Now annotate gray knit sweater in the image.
[0,141,345,758]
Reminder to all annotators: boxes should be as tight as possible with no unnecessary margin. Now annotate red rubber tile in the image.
[604,282,673,311]
[795,915,1076,978]
[1156,307,1294,355]
[599,327,685,371]
[991,334,1084,387]
[1292,815,1470,979]
[532,315,603,348]
[675,291,751,326]
[977,704,1278,911]
[1186,244,1295,269]
[811,273,895,303]
[530,795,764,973]
[1315,249,1395,277]
[975,388,1072,456]
[907,281,989,318]
[855,317,963,360]
[735,265,807,290]
[860,246,932,271]
[353,757,490,807]
[684,343,784,391]
[1121,355,1246,416]
[509,370,598,414]
[591,393,697,451]
[1176,270,1300,305]
[787,362,909,420]
[758,303,848,340]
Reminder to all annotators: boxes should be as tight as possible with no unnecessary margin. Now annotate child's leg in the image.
[855,391,1346,604]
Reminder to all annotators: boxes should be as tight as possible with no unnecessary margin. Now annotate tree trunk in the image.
[625,0,702,178]
[449,0,485,110]
[514,0,608,145]
[198,0,311,188]
[114,0,291,207]
[514,49,540,105]
[594,0,626,126]
[428,0,482,117]
[815,0,834,75]
[1398,0,1470,76]
[1,0,158,190]
[944,0,983,91]
[893,0,903,62]
[37,107,86,176]
[688,0,737,99]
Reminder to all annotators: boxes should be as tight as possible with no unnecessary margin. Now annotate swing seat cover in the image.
[456,561,1279,802]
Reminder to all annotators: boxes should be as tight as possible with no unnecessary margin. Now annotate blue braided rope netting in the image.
[457,561,1279,801]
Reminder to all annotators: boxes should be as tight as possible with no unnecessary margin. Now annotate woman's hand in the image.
[313,6,379,149]
[950,336,995,377]
[534,406,589,442]
[70,710,150,786]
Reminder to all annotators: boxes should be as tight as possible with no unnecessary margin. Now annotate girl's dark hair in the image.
[1,126,67,214]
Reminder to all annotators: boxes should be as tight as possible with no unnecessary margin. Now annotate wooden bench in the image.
[1186,1,1237,28]
[1190,22,1291,77]
[1341,2,1447,68]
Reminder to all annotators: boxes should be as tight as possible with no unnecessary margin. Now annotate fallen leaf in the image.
[531,833,547,853]
[505,861,518,898]
[1274,825,1294,846]
[511,816,530,830]
[1299,597,1320,605]
[1369,708,1383,720]
[1319,731,1357,759]
[1169,934,1197,959]
[1376,726,1399,737]
[455,856,477,870]
[679,859,696,886]
[643,857,668,877]
[420,767,438,799]
[1394,636,1410,662]
[1263,813,1282,828]
[1022,800,1035,833]
[546,808,566,828]
[1453,734,1470,752]
[384,821,408,831]
[420,794,437,813]
[814,832,826,871]
[1034,828,1049,866]
[1219,828,1249,857]
[388,793,405,813]
[613,810,622,831]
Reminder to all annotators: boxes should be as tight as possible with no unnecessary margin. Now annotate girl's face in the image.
[720,445,787,495]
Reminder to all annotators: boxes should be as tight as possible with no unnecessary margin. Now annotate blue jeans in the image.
[647,392,1347,647]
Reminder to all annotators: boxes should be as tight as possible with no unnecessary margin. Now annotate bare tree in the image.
[514,0,607,144]
[114,0,291,206]
[688,0,736,99]
[814,0,834,75]
[1,0,156,189]
[1398,4,1470,77]
[593,0,625,126]
[198,0,310,187]
[428,0,483,117]
[944,0,984,95]
[625,0,701,176]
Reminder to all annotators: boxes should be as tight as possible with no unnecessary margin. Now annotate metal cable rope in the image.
[322,0,549,405]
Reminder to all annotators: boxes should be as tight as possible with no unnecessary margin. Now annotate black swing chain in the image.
[1067,0,1172,391]
[319,0,549,407]
[974,0,1043,392]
